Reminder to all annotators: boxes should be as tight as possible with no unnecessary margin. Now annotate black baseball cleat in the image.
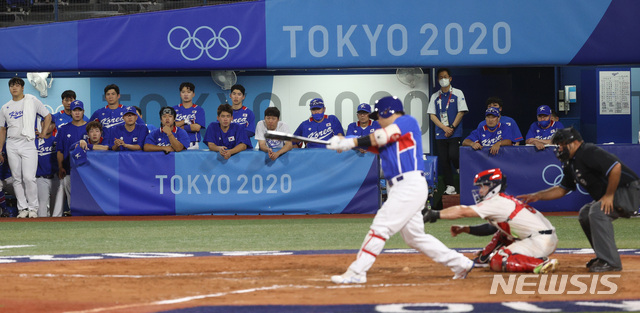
[588,260,622,272]
[586,257,599,268]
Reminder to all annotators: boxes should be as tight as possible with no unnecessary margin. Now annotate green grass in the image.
[0,216,637,256]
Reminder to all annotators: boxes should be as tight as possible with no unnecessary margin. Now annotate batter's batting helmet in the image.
[371,96,403,120]
[472,168,506,204]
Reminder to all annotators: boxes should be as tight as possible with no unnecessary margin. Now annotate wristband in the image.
[356,135,372,147]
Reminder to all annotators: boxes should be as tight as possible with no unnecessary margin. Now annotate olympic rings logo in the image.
[542,164,588,195]
[167,26,242,61]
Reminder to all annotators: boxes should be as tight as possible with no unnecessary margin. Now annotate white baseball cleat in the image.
[331,270,367,284]
[28,211,38,218]
[17,210,29,218]
[453,259,475,279]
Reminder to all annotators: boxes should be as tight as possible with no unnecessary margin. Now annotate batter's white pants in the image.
[36,176,63,217]
[348,171,472,276]
[6,137,39,212]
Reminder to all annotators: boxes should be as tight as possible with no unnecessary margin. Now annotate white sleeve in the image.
[426,93,437,115]
[0,107,6,128]
[254,121,266,140]
[455,89,469,112]
[279,121,290,134]
[34,98,51,118]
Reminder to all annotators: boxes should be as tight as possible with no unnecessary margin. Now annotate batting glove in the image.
[328,136,356,152]
[423,209,440,223]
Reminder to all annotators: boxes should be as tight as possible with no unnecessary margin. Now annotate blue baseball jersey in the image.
[36,135,58,176]
[52,110,89,128]
[294,115,344,149]
[56,122,89,172]
[232,106,256,137]
[203,122,253,150]
[173,103,206,143]
[478,115,523,143]
[90,105,145,130]
[427,87,468,139]
[109,123,149,151]
[144,126,190,150]
[465,122,515,147]
[374,115,425,180]
[526,120,565,141]
[346,120,380,137]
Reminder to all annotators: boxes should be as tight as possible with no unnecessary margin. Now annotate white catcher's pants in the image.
[6,137,38,212]
[348,171,472,276]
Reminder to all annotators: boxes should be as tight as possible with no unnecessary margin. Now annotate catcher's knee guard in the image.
[489,248,546,272]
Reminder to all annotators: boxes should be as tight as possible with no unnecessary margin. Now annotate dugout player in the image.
[144,107,189,153]
[56,100,89,215]
[229,84,256,138]
[35,119,60,217]
[255,107,293,161]
[204,104,252,159]
[424,168,559,274]
[525,105,564,150]
[110,107,148,151]
[346,103,380,137]
[327,96,474,284]
[477,97,523,145]
[49,90,89,134]
[518,128,640,272]
[294,98,344,149]
[90,84,144,130]
[427,68,468,195]
[462,107,514,155]
[174,82,206,150]
[77,121,110,151]
[0,77,53,218]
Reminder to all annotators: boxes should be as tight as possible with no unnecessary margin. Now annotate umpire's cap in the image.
[370,96,403,120]
[551,127,582,145]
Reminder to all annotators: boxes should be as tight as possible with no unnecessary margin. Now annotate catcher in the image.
[424,168,559,274]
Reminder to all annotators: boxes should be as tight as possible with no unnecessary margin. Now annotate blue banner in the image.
[71,150,379,216]
[2,0,640,71]
[459,145,640,212]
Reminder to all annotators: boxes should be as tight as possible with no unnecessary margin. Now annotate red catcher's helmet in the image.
[472,168,507,204]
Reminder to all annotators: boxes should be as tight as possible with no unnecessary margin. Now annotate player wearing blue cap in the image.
[56,100,89,215]
[143,106,190,153]
[229,84,256,138]
[90,84,144,130]
[525,105,564,150]
[327,96,474,284]
[110,106,148,151]
[294,98,344,149]
[50,90,89,134]
[463,107,515,155]
[478,97,523,145]
[204,104,252,159]
[346,103,380,137]
[173,82,206,150]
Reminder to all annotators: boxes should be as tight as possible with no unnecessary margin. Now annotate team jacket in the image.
[56,122,89,172]
[427,86,468,139]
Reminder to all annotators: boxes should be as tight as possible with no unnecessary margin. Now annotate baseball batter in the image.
[327,96,473,284]
[424,168,559,274]
[0,77,52,218]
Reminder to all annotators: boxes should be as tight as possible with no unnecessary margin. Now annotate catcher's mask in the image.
[472,168,506,204]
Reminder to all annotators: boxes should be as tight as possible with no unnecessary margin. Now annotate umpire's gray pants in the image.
[578,180,640,268]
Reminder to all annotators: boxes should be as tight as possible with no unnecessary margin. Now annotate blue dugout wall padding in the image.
[2,0,640,71]
[460,145,640,212]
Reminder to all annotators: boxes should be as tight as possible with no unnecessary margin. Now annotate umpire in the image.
[518,127,640,272]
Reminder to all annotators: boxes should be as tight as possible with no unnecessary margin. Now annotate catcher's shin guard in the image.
[350,229,387,273]
[489,248,545,272]
[477,232,513,264]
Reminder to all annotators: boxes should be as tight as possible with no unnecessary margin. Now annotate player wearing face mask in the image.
[427,68,468,195]
[525,105,564,151]
[293,98,344,149]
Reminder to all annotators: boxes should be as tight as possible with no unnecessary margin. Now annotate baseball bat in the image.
[264,130,329,145]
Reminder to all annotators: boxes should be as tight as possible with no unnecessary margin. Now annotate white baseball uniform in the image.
[0,94,51,214]
[470,193,557,258]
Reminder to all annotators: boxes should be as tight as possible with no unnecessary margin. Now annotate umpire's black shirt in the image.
[559,143,639,200]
